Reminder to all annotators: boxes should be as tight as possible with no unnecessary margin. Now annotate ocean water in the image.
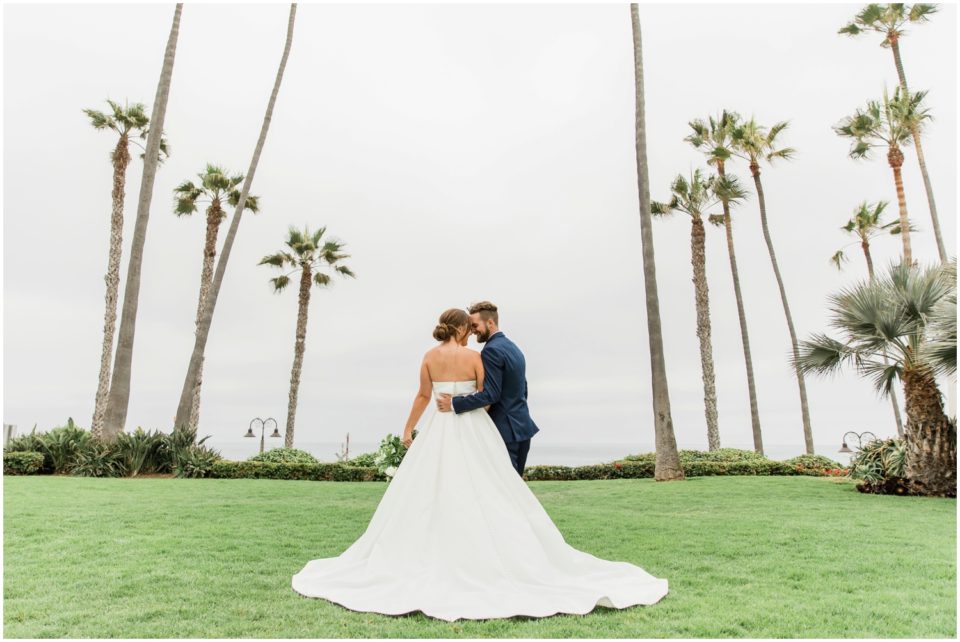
[212,439,853,467]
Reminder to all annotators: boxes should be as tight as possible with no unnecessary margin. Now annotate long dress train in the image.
[291,380,669,621]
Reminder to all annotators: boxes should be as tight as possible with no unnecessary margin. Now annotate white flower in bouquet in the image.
[384,466,398,479]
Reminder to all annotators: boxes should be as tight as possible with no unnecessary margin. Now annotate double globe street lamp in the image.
[245,417,280,454]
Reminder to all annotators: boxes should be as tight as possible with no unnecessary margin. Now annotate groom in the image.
[436,301,539,476]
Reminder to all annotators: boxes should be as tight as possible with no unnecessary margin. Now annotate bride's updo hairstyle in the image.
[433,308,470,342]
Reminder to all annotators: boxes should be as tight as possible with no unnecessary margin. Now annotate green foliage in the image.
[72,440,126,478]
[343,452,377,467]
[3,451,44,475]
[38,418,91,474]
[784,454,846,470]
[115,427,167,476]
[248,447,318,465]
[373,432,416,479]
[209,460,382,481]
[4,424,53,472]
[848,438,909,494]
[623,447,767,464]
[524,457,800,481]
[160,425,218,475]
[175,446,222,479]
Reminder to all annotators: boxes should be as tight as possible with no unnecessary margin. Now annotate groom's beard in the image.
[475,328,490,343]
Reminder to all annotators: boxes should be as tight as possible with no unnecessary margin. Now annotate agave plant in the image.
[115,427,167,476]
[38,419,91,474]
[72,440,126,478]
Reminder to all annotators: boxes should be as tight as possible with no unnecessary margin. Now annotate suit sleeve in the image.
[452,347,504,413]
[524,378,528,400]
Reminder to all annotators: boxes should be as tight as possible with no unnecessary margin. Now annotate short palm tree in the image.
[652,169,748,450]
[730,118,815,454]
[259,225,355,447]
[174,165,260,431]
[630,3,683,480]
[834,86,928,266]
[794,260,956,497]
[686,109,766,455]
[830,200,906,436]
[840,3,946,263]
[83,100,169,439]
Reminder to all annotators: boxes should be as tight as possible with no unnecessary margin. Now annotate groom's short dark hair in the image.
[468,301,498,325]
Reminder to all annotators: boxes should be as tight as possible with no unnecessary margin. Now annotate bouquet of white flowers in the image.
[373,430,417,480]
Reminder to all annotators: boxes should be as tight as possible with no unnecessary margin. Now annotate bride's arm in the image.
[402,358,432,446]
[474,353,491,412]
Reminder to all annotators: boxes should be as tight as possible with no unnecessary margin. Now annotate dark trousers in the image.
[504,438,531,477]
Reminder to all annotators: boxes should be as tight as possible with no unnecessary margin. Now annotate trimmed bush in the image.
[210,460,383,481]
[248,447,318,465]
[4,451,44,475]
[344,452,377,468]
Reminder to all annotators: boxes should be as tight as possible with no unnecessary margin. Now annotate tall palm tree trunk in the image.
[630,4,683,480]
[750,165,814,453]
[285,267,312,447]
[863,242,905,436]
[173,4,297,432]
[91,136,132,439]
[890,39,946,263]
[888,148,913,266]
[187,206,224,431]
[101,4,182,442]
[901,366,956,497]
[718,163,763,455]
[691,216,720,450]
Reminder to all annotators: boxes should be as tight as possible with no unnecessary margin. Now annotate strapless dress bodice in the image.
[432,380,477,399]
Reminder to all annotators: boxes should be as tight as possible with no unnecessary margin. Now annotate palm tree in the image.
[686,110,766,455]
[173,3,297,434]
[795,260,957,497]
[258,225,355,447]
[834,86,926,266]
[630,3,683,481]
[840,3,946,263]
[730,118,815,454]
[652,169,747,450]
[830,200,906,436]
[101,4,183,443]
[83,100,169,439]
[174,165,260,431]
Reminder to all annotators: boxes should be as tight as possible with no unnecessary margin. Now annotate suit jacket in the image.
[451,331,540,443]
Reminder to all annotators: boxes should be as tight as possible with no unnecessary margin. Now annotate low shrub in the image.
[115,427,167,476]
[72,440,126,477]
[38,418,91,474]
[209,460,383,481]
[248,447,318,465]
[3,451,44,475]
[848,438,908,495]
[343,452,377,468]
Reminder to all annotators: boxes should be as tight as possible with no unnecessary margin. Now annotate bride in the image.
[291,308,669,621]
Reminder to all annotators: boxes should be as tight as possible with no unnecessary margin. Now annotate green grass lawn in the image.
[3,474,955,638]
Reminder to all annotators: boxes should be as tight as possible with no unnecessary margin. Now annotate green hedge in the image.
[522,458,804,481]
[209,460,384,481]
[3,451,45,475]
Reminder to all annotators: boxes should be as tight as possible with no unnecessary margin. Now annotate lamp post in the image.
[245,417,280,454]
[838,431,878,453]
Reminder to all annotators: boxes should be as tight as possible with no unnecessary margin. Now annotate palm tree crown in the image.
[83,99,169,161]
[839,3,939,46]
[174,164,260,219]
[259,225,355,291]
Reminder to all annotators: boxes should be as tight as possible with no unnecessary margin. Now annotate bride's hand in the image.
[402,433,413,448]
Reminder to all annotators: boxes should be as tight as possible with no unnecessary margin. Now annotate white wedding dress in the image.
[291,380,669,621]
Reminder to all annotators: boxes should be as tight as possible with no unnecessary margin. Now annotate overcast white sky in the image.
[3,2,957,460]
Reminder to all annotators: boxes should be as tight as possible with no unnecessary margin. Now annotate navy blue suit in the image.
[452,331,539,475]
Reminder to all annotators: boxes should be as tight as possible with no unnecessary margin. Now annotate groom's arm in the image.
[452,347,504,414]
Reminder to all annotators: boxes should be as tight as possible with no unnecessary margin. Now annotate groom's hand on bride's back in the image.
[436,393,453,412]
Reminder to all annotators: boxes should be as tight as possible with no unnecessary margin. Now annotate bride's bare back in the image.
[423,343,484,383]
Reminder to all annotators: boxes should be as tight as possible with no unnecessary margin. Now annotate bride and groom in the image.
[291,301,669,621]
